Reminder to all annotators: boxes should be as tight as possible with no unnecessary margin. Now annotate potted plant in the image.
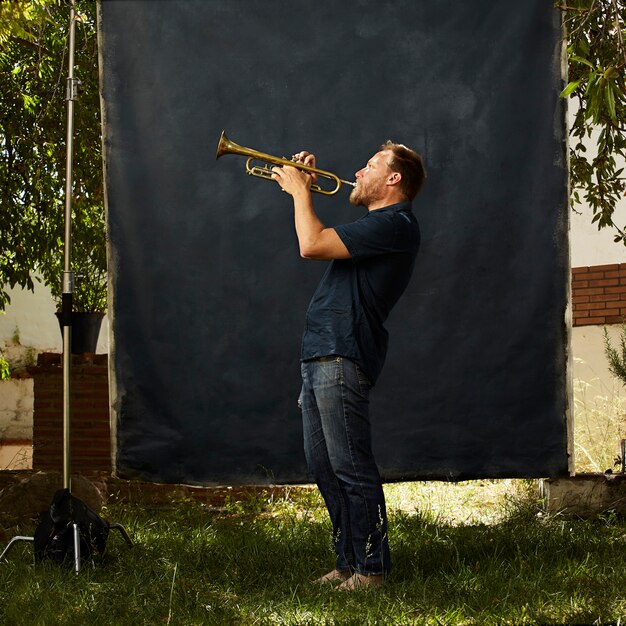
[41,203,108,354]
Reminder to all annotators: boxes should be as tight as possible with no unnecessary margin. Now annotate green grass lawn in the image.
[1,481,626,625]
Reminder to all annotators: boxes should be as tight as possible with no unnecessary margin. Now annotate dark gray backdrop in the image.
[98,0,570,485]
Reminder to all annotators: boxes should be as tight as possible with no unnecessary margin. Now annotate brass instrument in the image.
[216,131,355,196]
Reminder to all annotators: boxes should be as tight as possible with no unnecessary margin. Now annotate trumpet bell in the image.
[216,131,242,160]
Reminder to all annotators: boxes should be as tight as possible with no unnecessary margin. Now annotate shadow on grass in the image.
[1,491,626,625]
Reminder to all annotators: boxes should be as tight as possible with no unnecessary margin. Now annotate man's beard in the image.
[349,185,366,207]
[349,180,383,207]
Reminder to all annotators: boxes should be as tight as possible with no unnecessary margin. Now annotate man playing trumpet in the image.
[271,141,426,590]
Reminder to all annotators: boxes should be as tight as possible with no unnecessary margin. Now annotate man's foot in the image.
[312,569,352,585]
[337,572,384,591]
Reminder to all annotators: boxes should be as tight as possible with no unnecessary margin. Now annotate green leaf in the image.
[606,83,617,121]
[560,79,582,98]
[570,54,594,69]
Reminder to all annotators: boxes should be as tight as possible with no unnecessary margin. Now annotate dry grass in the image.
[573,369,626,473]
[385,479,531,526]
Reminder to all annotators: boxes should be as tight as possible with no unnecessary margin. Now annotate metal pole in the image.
[72,523,81,574]
[62,0,78,492]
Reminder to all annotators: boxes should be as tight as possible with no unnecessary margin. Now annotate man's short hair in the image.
[380,140,426,201]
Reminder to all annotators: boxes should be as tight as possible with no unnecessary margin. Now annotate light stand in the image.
[1,0,131,571]
[61,0,80,495]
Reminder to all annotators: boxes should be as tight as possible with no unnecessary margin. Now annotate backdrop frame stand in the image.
[1,0,131,573]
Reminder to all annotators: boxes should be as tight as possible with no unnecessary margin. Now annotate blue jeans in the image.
[299,356,391,576]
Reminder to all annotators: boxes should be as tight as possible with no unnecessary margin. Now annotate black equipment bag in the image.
[34,488,110,563]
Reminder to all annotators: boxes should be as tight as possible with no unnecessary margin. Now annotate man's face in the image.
[349,150,393,208]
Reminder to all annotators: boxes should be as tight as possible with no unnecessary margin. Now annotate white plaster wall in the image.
[567,102,626,268]
[570,203,626,267]
[0,379,34,439]
[0,282,109,354]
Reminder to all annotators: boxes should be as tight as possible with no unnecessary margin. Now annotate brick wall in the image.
[31,353,111,476]
[572,263,626,327]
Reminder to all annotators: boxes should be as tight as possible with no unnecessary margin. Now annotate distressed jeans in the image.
[299,356,391,576]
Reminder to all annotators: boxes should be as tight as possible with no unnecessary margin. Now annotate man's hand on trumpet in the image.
[271,151,318,197]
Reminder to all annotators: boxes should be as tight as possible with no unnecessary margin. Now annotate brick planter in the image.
[31,353,111,476]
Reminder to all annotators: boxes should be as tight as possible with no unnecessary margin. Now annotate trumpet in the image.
[216,131,356,196]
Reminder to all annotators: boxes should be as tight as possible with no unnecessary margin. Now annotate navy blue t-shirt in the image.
[301,201,420,384]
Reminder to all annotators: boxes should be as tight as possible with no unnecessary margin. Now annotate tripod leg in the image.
[72,523,81,574]
[0,536,34,560]
[109,523,133,548]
